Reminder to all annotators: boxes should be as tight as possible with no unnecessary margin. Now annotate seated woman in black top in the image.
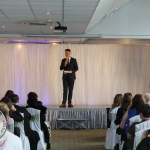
[114,93,132,125]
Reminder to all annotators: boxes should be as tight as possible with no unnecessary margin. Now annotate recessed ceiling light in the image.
[50,27,53,28]
[48,19,51,21]
[116,8,118,9]
[2,26,5,28]
[47,11,50,14]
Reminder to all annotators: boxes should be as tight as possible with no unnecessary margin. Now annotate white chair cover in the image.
[7,118,14,133]
[15,113,30,150]
[110,106,120,128]
[27,108,47,150]
[134,120,150,150]
[105,107,120,149]
[45,121,51,138]
[129,115,142,126]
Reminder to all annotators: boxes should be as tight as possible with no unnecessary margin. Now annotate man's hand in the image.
[70,70,72,73]
[64,59,69,66]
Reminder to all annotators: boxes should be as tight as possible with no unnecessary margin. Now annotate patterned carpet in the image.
[50,129,106,150]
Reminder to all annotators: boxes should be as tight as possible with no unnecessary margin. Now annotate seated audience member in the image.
[114,93,132,125]
[120,94,145,135]
[144,93,150,105]
[136,129,150,150]
[1,96,23,137]
[10,94,40,150]
[120,94,145,149]
[109,94,122,121]
[0,102,23,150]
[127,104,150,150]
[5,90,14,97]
[26,92,50,150]
[114,93,132,149]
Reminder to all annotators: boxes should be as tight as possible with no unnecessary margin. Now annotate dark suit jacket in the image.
[60,57,78,79]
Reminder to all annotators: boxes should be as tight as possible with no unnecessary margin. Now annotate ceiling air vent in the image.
[21,22,54,26]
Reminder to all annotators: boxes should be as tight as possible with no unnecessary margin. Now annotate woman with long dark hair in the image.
[108,94,123,121]
[114,93,132,125]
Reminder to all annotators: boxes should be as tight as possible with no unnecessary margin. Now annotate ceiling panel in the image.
[30,1,62,7]
[0,1,28,5]
[64,11,94,15]
[29,0,62,1]
[2,11,33,15]
[33,10,62,14]
[65,2,97,7]
[65,7,96,11]
[32,7,62,11]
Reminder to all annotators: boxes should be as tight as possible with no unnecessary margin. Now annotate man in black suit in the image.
[60,49,78,107]
[10,94,40,150]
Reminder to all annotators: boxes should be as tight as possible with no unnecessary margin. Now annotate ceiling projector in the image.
[54,22,67,33]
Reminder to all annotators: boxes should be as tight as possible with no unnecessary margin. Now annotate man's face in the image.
[65,51,71,58]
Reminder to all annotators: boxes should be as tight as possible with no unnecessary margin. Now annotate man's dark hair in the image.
[27,92,38,106]
[65,49,71,52]
[140,104,150,118]
[5,90,14,98]
[10,94,19,104]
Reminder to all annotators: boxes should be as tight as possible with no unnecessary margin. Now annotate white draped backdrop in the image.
[0,43,150,106]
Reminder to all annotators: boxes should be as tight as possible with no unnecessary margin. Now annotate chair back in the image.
[111,106,120,121]
[7,118,14,133]
[15,113,30,150]
[105,107,120,149]
[129,115,142,126]
[110,107,120,129]
[27,108,46,150]
[134,120,150,150]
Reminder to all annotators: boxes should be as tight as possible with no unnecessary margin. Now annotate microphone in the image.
[65,57,69,66]
[66,57,69,62]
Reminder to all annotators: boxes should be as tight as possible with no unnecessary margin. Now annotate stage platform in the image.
[46,105,109,129]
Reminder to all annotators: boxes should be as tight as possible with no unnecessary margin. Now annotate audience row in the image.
[0,90,51,150]
[107,93,150,150]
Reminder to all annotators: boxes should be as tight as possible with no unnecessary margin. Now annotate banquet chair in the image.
[129,115,142,126]
[7,118,14,133]
[134,120,150,150]
[105,106,120,150]
[27,108,47,150]
[15,113,30,150]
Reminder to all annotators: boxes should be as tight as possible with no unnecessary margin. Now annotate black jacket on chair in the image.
[14,105,40,150]
[60,57,78,80]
